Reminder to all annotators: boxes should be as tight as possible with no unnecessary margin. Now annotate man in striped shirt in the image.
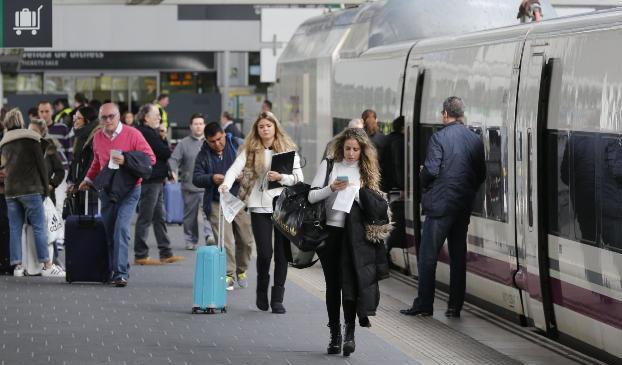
[38,101,72,169]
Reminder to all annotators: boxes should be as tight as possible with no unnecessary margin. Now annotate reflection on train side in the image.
[547,130,622,253]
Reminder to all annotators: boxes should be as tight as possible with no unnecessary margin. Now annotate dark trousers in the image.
[134,183,172,260]
[414,212,470,312]
[250,212,288,287]
[319,226,357,326]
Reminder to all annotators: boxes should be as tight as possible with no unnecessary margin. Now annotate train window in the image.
[484,128,508,222]
[545,131,574,239]
[567,132,598,245]
[599,136,622,253]
[469,126,485,217]
[332,118,350,136]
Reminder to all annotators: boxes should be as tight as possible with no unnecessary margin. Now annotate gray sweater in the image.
[168,135,205,193]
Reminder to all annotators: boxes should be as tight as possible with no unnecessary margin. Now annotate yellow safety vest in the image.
[54,107,72,123]
[155,103,168,129]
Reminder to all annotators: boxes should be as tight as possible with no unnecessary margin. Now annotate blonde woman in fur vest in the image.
[219,111,303,314]
[308,128,390,357]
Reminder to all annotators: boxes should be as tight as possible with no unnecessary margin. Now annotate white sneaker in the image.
[41,264,66,278]
[13,264,24,277]
[185,243,196,251]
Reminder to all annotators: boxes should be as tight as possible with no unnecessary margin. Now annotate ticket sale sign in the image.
[1,0,52,47]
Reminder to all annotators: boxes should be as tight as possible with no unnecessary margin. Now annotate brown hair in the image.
[328,127,380,191]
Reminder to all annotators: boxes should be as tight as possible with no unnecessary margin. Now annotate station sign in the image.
[1,0,53,48]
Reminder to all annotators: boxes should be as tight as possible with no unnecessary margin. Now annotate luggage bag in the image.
[0,195,12,274]
[163,182,184,225]
[192,200,227,314]
[65,190,109,283]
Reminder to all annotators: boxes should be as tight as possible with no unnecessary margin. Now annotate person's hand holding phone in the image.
[330,176,349,192]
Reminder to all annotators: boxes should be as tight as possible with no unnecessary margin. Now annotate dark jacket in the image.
[41,138,65,203]
[368,131,388,189]
[344,201,390,326]
[94,151,153,203]
[421,121,486,217]
[192,134,241,217]
[224,122,244,139]
[0,129,48,198]
[68,122,100,185]
[380,131,405,191]
[137,123,171,183]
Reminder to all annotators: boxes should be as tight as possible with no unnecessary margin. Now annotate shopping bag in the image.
[44,197,64,244]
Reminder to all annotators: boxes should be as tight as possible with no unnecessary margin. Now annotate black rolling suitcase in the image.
[0,194,12,275]
[65,190,109,283]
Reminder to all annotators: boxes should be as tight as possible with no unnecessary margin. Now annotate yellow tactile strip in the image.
[288,266,521,365]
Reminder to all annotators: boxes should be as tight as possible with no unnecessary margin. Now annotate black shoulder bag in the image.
[272,159,333,265]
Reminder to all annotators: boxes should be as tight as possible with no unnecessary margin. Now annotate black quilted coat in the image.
[344,201,390,325]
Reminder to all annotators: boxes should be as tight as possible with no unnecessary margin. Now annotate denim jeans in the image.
[100,185,141,281]
[414,212,470,312]
[182,190,212,244]
[6,194,49,265]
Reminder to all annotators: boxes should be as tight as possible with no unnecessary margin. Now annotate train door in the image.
[402,53,424,264]
[515,45,558,337]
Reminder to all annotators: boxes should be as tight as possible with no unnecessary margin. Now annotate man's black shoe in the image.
[399,307,433,316]
[444,308,461,318]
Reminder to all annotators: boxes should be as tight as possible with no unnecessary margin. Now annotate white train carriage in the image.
[275,1,621,362]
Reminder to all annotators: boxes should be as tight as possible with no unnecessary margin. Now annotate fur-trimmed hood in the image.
[0,128,40,148]
[43,137,61,156]
[359,187,394,243]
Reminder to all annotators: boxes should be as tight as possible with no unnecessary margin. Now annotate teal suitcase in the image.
[192,204,227,314]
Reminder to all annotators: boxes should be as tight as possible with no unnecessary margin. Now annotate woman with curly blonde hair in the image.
[308,127,390,357]
[220,111,303,314]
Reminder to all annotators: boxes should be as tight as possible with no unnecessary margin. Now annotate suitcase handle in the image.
[218,196,225,251]
[81,189,101,217]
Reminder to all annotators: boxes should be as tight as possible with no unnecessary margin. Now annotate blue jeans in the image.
[6,194,49,265]
[414,213,470,312]
[100,186,141,281]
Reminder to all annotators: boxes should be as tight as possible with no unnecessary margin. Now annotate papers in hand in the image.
[332,185,357,213]
[220,192,245,223]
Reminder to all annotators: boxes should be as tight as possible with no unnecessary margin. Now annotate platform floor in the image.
[0,224,604,365]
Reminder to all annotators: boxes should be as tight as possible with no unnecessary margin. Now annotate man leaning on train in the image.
[401,96,486,318]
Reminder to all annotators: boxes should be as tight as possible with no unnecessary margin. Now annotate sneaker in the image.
[160,255,185,264]
[205,237,216,246]
[112,278,128,287]
[41,264,66,278]
[237,272,248,289]
[134,257,162,265]
[226,276,235,291]
[185,243,196,251]
[13,264,24,277]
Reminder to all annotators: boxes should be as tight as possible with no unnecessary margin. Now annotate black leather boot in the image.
[342,323,355,357]
[270,286,286,314]
[256,276,270,311]
[327,323,342,355]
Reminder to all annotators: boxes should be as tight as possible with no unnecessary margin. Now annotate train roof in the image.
[410,7,622,55]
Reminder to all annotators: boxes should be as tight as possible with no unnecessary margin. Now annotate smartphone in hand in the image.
[336,176,349,183]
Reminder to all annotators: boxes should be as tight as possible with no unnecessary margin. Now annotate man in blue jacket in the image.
[193,122,253,291]
[401,96,486,318]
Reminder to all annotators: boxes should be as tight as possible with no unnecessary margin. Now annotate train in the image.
[273,1,622,363]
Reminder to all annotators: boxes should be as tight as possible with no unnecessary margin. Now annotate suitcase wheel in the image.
[192,307,199,314]
[221,307,227,313]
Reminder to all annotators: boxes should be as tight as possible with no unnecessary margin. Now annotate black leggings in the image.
[250,213,289,287]
[319,226,356,326]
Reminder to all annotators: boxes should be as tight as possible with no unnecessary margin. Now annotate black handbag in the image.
[272,159,333,252]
